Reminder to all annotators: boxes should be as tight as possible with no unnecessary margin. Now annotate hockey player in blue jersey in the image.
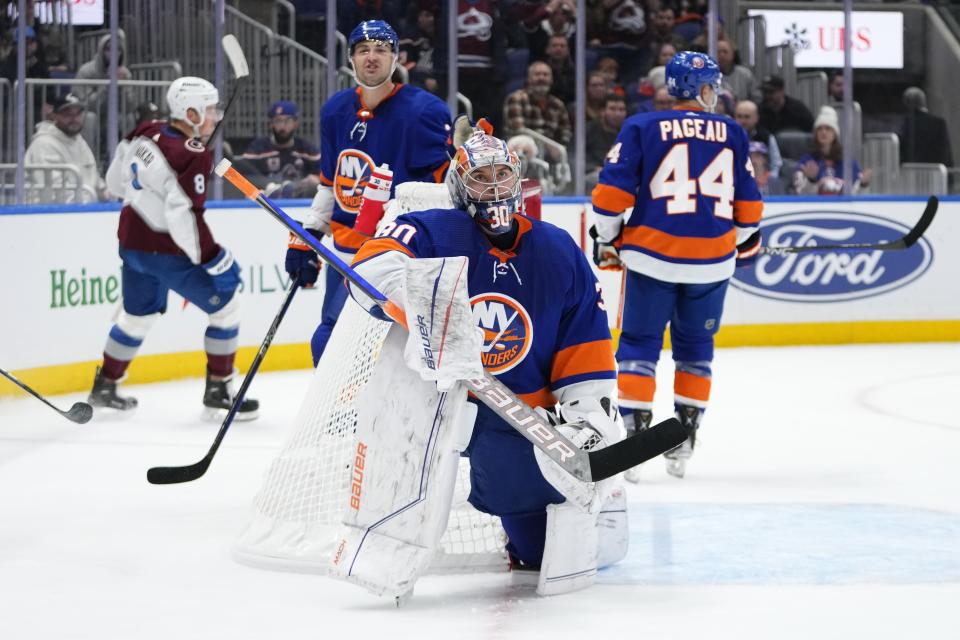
[285,19,452,365]
[591,51,764,479]
[345,131,627,594]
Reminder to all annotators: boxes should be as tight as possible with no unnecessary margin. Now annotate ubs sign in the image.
[731,211,933,303]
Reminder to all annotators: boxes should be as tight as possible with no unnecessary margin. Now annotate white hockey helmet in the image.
[447,132,523,236]
[166,76,220,135]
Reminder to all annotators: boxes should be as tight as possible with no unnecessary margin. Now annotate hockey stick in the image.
[759,196,938,256]
[207,34,250,146]
[0,367,92,424]
[215,159,687,482]
[146,279,299,484]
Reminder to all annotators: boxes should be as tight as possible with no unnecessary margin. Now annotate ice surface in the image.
[1,343,958,639]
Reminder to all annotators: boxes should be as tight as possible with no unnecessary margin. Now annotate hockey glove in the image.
[285,228,324,287]
[354,163,394,236]
[589,225,624,271]
[735,230,762,268]
[204,248,242,295]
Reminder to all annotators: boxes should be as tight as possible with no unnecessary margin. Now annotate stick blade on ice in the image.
[65,402,93,424]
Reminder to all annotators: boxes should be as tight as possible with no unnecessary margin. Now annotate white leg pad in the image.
[597,485,629,568]
[328,326,467,599]
[537,502,599,596]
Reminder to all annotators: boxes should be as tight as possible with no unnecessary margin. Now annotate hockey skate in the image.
[202,372,259,422]
[664,404,702,479]
[623,409,652,483]
[88,367,138,412]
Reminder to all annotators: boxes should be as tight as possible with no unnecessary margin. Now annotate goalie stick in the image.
[215,159,687,482]
[0,367,92,424]
[759,196,938,255]
[147,279,299,484]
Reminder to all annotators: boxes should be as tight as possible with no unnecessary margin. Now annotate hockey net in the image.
[234,183,509,574]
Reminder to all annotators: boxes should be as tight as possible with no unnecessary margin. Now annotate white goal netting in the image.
[235,204,509,573]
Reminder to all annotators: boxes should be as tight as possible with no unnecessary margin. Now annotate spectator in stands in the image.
[399,1,440,95]
[240,100,321,198]
[584,70,612,122]
[716,37,756,102]
[715,88,735,117]
[503,61,572,160]
[749,141,787,196]
[74,30,132,106]
[648,6,677,54]
[586,0,651,81]
[507,133,544,182]
[759,74,814,134]
[672,5,705,45]
[652,85,675,111]
[134,101,161,125]
[24,93,103,202]
[596,56,625,96]
[453,0,507,133]
[655,41,677,68]
[544,34,575,104]
[524,0,577,62]
[900,87,953,168]
[828,70,846,103]
[585,93,627,191]
[0,26,51,116]
[792,105,871,195]
[735,99,783,177]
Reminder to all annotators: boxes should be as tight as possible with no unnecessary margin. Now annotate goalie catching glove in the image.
[534,397,626,513]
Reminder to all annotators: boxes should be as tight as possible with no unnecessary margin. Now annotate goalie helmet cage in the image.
[234,183,510,574]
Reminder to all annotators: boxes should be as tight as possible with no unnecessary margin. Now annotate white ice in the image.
[1,343,959,640]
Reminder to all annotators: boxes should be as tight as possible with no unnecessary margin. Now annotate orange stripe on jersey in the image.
[674,370,711,403]
[624,225,736,260]
[487,215,533,263]
[551,339,615,385]
[734,199,763,225]
[431,160,450,184]
[618,372,656,403]
[331,220,373,252]
[517,387,556,410]
[351,236,415,265]
[591,183,636,214]
[319,172,333,187]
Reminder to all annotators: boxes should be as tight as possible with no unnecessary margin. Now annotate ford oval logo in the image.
[731,211,933,302]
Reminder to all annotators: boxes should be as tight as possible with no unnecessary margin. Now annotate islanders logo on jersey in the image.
[471,293,533,374]
[334,148,374,213]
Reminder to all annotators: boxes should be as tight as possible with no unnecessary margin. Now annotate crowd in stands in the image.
[1,0,955,203]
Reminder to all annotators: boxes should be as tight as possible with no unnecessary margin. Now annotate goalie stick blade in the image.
[147,460,210,485]
[65,402,93,424]
[587,418,687,481]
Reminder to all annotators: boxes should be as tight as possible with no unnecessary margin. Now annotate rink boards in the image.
[1,196,958,395]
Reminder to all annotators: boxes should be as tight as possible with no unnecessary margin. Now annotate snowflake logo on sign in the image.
[783,22,811,54]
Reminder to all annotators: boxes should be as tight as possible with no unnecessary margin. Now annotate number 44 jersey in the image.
[592,107,763,284]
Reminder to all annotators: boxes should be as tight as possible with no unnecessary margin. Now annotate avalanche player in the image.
[286,19,452,365]
[591,51,763,478]
[88,76,258,420]
[345,132,624,595]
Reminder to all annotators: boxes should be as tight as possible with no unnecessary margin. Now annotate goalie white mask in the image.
[447,132,523,236]
[166,76,222,138]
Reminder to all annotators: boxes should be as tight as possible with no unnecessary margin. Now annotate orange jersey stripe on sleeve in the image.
[319,172,334,186]
[734,199,763,225]
[331,221,374,252]
[351,236,415,265]
[591,183,636,214]
[516,386,557,410]
[623,226,737,260]
[551,339,616,385]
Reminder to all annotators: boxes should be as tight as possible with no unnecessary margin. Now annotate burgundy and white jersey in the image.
[106,121,220,264]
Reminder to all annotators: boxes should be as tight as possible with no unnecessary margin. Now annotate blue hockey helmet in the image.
[348,20,399,54]
[665,51,722,101]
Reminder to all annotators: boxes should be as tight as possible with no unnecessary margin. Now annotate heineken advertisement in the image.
[1,198,957,372]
